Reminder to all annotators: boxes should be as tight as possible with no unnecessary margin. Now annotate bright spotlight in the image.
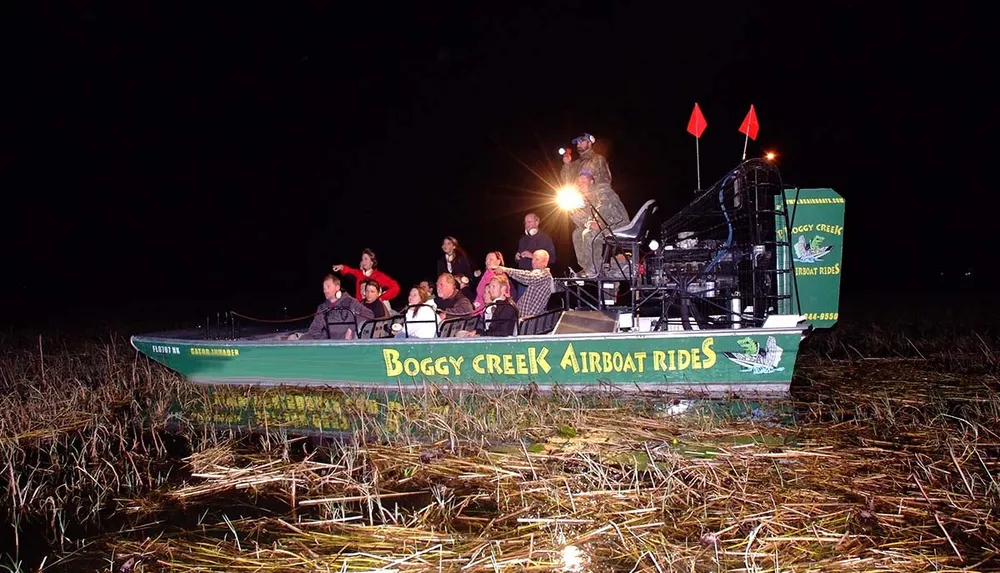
[558,147,567,156]
[765,151,777,161]
[555,186,585,210]
[648,239,660,251]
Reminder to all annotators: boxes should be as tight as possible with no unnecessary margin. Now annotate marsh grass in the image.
[97,372,1000,572]
[1,308,999,571]
[0,333,217,568]
[803,294,1000,371]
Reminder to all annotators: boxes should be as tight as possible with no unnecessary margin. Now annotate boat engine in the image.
[644,159,787,330]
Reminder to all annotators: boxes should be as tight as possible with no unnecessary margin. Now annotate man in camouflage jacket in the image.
[560,132,612,188]
[570,169,630,277]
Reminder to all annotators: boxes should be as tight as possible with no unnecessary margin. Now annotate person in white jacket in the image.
[393,286,440,338]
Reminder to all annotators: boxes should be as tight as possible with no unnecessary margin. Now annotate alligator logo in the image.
[793,234,833,263]
[723,336,784,374]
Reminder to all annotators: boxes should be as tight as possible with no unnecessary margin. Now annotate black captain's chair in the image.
[601,199,658,273]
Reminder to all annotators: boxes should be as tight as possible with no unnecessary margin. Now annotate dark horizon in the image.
[4,3,993,331]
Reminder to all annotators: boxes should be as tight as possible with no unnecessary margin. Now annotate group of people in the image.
[291,242,557,341]
[291,132,630,341]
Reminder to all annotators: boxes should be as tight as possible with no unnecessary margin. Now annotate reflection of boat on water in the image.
[132,158,845,437]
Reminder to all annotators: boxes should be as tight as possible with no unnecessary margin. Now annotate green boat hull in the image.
[132,327,804,394]
[133,326,806,437]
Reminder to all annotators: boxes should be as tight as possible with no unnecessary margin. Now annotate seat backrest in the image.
[481,301,520,336]
[358,314,404,339]
[631,199,657,230]
[437,314,483,338]
[323,307,361,339]
[398,303,440,338]
[635,199,658,237]
[518,308,564,336]
[611,199,657,241]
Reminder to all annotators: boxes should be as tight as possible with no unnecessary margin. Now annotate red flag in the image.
[738,105,759,140]
[686,103,707,138]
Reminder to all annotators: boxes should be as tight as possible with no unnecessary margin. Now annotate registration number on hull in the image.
[151,345,181,355]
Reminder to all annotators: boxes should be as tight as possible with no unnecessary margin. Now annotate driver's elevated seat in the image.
[601,199,658,272]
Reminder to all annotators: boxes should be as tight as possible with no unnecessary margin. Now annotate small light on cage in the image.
[765,151,777,161]
[648,239,660,251]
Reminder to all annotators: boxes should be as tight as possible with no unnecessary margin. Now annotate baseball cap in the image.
[572,133,596,145]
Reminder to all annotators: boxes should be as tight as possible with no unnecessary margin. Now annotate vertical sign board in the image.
[775,188,845,328]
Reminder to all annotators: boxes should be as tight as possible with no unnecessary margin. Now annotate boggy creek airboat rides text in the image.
[132,127,846,437]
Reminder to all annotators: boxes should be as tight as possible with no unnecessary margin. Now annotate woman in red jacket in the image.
[332,248,401,303]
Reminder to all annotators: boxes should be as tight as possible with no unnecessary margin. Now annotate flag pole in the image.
[739,104,757,161]
[696,135,701,189]
[687,102,708,190]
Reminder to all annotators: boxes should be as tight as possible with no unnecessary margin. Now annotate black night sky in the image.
[5,3,994,331]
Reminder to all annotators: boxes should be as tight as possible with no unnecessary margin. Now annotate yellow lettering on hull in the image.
[383,339,719,378]
[190,347,240,357]
[796,263,839,276]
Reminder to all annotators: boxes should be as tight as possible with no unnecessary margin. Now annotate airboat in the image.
[132,158,845,435]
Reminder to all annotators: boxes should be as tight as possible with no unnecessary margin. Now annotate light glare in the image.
[555,186,585,210]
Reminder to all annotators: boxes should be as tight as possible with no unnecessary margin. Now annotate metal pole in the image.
[696,136,701,190]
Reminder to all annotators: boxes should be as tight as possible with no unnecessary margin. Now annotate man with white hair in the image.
[515,212,556,297]
[434,272,474,320]
[490,249,554,318]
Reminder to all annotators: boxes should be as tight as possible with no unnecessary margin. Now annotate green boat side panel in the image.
[133,330,801,389]
[775,188,845,329]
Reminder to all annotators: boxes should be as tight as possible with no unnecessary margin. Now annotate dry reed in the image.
[106,361,999,571]
[1,317,998,572]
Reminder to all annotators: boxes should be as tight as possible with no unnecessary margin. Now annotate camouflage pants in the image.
[572,225,606,275]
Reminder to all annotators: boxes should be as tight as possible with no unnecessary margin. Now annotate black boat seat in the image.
[358,314,405,339]
[323,308,362,339]
[518,308,563,336]
[610,199,657,241]
[602,200,657,266]
[437,314,482,338]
